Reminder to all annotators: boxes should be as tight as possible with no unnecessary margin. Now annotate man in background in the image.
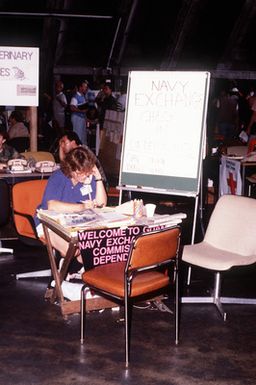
[58,131,107,186]
[97,83,118,131]
[70,81,88,144]
[52,80,67,135]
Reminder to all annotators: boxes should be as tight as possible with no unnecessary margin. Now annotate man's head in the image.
[55,80,64,93]
[78,81,88,94]
[59,131,82,157]
[103,83,113,97]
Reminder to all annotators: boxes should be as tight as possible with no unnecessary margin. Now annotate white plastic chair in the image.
[182,194,256,320]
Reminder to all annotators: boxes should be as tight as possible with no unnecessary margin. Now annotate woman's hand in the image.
[92,165,107,207]
[82,200,95,209]
[92,165,101,180]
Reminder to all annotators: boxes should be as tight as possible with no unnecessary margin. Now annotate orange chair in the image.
[80,226,181,366]
[107,186,120,206]
[12,179,51,279]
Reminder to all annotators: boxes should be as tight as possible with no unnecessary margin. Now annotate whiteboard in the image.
[119,71,210,196]
[0,46,39,106]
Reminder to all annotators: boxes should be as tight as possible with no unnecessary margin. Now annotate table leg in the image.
[42,224,78,305]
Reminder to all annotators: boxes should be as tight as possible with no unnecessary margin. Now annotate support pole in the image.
[29,106,37,151]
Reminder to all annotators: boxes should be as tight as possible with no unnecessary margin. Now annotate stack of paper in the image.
[143,213,187,227]
[37,208,99,228]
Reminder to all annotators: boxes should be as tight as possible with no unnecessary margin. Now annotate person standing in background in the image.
[52,80,67,135]
[70,81,88,144]
[83,79,95,107]
[246,98,256,138]
[97,83,118,131]
[215,89,239,141]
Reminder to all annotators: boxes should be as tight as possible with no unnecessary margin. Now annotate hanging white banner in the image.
[0,46,39,106]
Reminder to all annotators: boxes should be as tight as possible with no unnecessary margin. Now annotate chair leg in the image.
[182,271,227,321]
[80,285,87,344]
[213,272,227,321]
[125,296,133,367]
[186,265,192,285]
[125,297,129,367]
[175,266,179,345]
[0,244,13,254]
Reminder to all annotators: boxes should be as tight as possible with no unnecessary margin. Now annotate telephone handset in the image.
[35,160,56,173]
[8,159,28,171]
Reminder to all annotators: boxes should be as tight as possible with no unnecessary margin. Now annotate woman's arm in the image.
[70,97,87,113]
[92,165,107,207]
[47,200,85,212]
[70,104,87,113]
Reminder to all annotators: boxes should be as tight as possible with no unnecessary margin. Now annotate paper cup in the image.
[145,203,156,217]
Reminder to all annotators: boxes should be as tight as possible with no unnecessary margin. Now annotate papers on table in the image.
[38,207,136,230]
[136,213,187,228]
[114,200,134,215]
[37,208,99,228]
[94,211,136,228]
[38,207,186,232]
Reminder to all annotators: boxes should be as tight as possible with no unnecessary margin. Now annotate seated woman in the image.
[0,127,23,169]
[7,110,30,152]
[35,146,107,272]
[8,110,29,140]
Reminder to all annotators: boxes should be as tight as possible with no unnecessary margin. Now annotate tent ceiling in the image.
[0,0,256,91]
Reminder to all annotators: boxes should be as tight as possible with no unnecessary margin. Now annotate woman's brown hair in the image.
[61,146,96,178]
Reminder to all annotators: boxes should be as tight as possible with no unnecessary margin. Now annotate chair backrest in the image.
[21,151,55,162]
[205,195,256,256]
[8,137,30,153]
[127,227,180,271]
[12,179,48,241]
[0,179,10,227]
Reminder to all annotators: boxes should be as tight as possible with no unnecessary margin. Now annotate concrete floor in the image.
[0,239,256,385]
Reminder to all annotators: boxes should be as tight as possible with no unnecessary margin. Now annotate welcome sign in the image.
[78,224,165,270]
[0,46,39,106]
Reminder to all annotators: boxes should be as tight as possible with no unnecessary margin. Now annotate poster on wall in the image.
[219,156,242,196]
[0,46,39,106]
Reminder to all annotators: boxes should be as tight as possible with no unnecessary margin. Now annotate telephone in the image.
[35,160,56,173]
[7,159,28,171]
